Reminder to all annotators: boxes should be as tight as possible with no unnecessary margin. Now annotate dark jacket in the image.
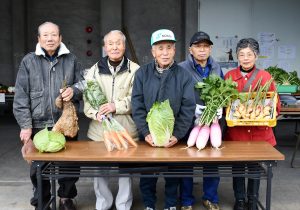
[13,43,83,129]
[179,55,223,105]
[131,61,196,140]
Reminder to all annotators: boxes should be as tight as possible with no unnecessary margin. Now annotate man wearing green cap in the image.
[131,29,196,210]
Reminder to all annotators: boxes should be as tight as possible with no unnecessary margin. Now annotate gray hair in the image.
[236,38,259,56]
[103,30,126,44]
[38,22,60,36]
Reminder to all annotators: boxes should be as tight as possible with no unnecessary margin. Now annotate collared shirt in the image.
[107,57,124,75]
[192,55,224,79]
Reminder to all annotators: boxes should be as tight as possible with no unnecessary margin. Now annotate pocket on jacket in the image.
[30,91,43,118]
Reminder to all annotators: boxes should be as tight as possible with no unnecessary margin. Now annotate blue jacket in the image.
[178,55,223,105]
[131,61,196,140]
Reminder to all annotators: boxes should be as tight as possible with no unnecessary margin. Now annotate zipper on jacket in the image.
[111,75,115,102]
[49,61,55,125]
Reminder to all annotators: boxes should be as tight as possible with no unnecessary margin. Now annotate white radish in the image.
[196,125,210,150]
[210,121,222,149]
[187,125,202,147]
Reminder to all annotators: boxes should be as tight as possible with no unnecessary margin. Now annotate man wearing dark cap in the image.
[178,31,224,210]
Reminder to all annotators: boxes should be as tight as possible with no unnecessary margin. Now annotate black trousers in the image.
[30,128,79,207]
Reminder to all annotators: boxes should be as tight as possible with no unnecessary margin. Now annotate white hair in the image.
[103,30,126,44]
[38,21,60,36]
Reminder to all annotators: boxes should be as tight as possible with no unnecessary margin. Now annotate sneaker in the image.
[203,200,220,210]
[181,206,192,210]
[144,207,154,210]
[234,200,247,210]
[59,199,76,210]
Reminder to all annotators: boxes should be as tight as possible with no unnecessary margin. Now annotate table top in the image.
[24,141,284,162]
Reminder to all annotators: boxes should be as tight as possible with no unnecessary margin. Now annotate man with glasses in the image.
[178,31,224,210]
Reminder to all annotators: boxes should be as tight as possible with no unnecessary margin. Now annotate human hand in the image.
[60,87,74,101]
[217,107,223,119]
[195,104,206,118]
[145,134,155,147]
[20,128,32,144]
[99,103,116,116]
[164,136,178,148]
[21,139,36,164]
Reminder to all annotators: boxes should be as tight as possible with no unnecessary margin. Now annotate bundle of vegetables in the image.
[84,80,137,151]
[265,66,300,86]
[102,116,137,151]
[84,80,108,109]
[33,127,66,152]
[146,100,175,147]
[230,78,275,120]
[187,75,239,150]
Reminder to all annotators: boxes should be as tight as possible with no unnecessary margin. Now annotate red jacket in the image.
[224,66,280,146]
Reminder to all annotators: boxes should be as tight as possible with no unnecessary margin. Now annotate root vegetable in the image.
[196,125,210,150]
[187,125,202,147]
[210,122,222,149]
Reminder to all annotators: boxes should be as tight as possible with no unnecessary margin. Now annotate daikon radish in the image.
[196,125,210,150]
[187,125,202,147]
[210,121,222,149]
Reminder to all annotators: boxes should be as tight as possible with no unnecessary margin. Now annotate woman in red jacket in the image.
[224,38,280,210]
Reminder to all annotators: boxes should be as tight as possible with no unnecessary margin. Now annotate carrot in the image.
[116,132,128,150]
[121,131,138,147]
[103,131,114,152]
[110,131,123,150]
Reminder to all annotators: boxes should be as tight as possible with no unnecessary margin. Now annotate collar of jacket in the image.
[231,65,258,81]
[97,56,129,75]
[35,42,70,57]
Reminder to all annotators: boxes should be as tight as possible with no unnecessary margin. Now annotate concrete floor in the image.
[0,111,300,210]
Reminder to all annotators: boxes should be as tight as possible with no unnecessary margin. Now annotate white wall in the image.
[199,0,300,73]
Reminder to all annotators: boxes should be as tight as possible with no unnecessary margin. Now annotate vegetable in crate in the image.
[33,127,66,152]
[146,100,175,147]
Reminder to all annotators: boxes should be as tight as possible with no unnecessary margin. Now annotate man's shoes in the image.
[181,206,192,210]
[59,198,76,210]
[234,200,247,210]
[203,200,220,210]
[35,207,51,210]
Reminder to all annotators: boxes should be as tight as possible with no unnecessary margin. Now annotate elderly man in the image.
[83,30,140,210]
[178,31,224,210]
[13,22,82,210]
[131,29,195,210]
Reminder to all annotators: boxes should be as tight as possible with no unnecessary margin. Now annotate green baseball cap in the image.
[150,29,176,46]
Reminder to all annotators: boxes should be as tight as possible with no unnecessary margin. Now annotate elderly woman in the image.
[224,38,280,210]
[131,29,195,210]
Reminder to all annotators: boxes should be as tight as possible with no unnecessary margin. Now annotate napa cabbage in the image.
[146,100,175,147]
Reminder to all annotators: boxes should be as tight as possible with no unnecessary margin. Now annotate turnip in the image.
[186,125,202,147]
[196,125,210,150]
[210,121,222,149]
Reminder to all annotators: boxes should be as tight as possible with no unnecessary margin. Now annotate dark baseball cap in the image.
[190,31,213,46]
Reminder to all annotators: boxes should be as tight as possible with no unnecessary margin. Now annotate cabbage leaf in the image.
[33,127,66,152]
[146,100,174,147]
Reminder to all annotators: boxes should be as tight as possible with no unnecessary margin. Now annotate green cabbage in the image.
[33,127,66,152]
[146,100,175,147]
